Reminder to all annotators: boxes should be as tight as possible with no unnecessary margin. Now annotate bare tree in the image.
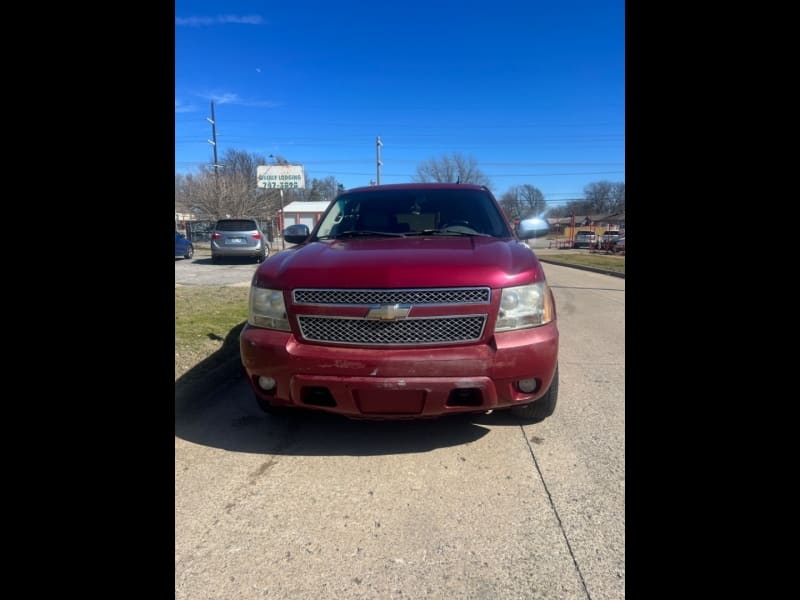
[609,182,625,214]
[414,152,491,187]
[175,174,194,215]
[498,190,524,221]
[584,181,616,215]
[546,201,585,219]
[175,149,284,221]
[519,184,545,215]
[544,180,624,219]
[175,171,221,220]
[304,176,340,203]
[499,184,546,221]
[175,149,346,226]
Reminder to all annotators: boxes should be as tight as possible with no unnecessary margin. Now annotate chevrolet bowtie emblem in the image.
[366,304,412,320]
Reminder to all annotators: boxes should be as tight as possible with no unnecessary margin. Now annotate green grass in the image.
[175,286,249,379]
[539,252,625,274]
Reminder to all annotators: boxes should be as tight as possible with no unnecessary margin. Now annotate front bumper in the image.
[240,322,558,419]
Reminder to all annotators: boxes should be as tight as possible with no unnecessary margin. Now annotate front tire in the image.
[183,244,194,259]
[510,365,558,422]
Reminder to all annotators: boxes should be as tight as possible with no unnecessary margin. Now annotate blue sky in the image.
[175,0,624,205]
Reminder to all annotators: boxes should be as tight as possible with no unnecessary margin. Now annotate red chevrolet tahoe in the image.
[240,183,558,421]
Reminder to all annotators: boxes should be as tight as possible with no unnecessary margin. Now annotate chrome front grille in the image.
[293,287,490,305]
[297,315,487,346]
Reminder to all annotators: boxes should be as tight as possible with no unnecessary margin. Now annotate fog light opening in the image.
[517,378,539,394]
[258,376,277,391]
[446,388,483,407]
[301,386,336,407]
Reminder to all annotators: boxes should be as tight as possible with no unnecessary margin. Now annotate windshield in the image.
[314,188,512,239]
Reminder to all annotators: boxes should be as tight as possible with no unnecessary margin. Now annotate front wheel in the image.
[183,244,194,259]
[510,366,558,422]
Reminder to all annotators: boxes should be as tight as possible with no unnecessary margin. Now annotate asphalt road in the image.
[175,262,625,599]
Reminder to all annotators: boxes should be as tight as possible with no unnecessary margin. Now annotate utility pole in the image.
[376,135,382,185]
[207,101,220,182]
[207,101,222,216]
[269,154,286,250]
[280,189,285,250]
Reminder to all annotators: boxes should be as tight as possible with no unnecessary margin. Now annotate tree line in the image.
[176,149,624,224]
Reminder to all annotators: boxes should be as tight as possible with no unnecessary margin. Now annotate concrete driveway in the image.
[175,255,261,287]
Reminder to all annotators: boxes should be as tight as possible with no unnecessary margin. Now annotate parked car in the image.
[175,231,194,259]
[240,183,559,422]
[599,230,621,250]
[210,218,270,263]
[573,230,597,248]
[613,236,625,254]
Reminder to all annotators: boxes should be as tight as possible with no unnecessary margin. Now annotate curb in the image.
[537,257,625,279]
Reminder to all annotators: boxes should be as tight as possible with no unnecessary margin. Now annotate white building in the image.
[281,200,332,230]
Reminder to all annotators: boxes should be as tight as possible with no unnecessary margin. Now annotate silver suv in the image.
[211,218,270,263]
[599,230,621,249]
[573,230,597,248]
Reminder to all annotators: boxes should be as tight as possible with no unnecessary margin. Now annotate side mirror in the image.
[284,224,310,244]
[516,217,550,239]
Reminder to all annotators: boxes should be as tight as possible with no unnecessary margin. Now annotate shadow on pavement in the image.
[175,329,499,455]
[176,375,495,456]
[190,257,262,266]
[175,322,246,417]
[203,407,499,457]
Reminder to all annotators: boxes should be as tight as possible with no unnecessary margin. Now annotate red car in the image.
[240,184,559,421]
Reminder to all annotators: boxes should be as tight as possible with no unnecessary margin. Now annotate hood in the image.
[253,237,545,289]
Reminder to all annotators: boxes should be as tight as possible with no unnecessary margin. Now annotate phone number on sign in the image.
[261,181,300,188]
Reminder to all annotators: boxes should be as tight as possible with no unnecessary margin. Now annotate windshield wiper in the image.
[331,230,406,238]
[406,229,490,237]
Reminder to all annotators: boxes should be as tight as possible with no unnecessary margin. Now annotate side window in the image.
[316,201,345,238]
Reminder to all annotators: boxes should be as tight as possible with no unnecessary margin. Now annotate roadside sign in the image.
[257,165,306,189]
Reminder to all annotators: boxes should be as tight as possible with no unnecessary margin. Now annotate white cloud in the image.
[176,15,265,26]
[219,15,264,25]
[201,92,279,109]
[213,93,240,105]
[175,99,196,113]
[243,100,281,108]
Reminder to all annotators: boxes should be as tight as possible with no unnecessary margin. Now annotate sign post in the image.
[257,164,306,249]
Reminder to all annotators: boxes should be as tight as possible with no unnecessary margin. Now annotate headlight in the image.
[248,287,290,331]
[495,282,554,332]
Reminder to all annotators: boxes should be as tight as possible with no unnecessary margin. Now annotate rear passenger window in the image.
[216,220,257,231]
